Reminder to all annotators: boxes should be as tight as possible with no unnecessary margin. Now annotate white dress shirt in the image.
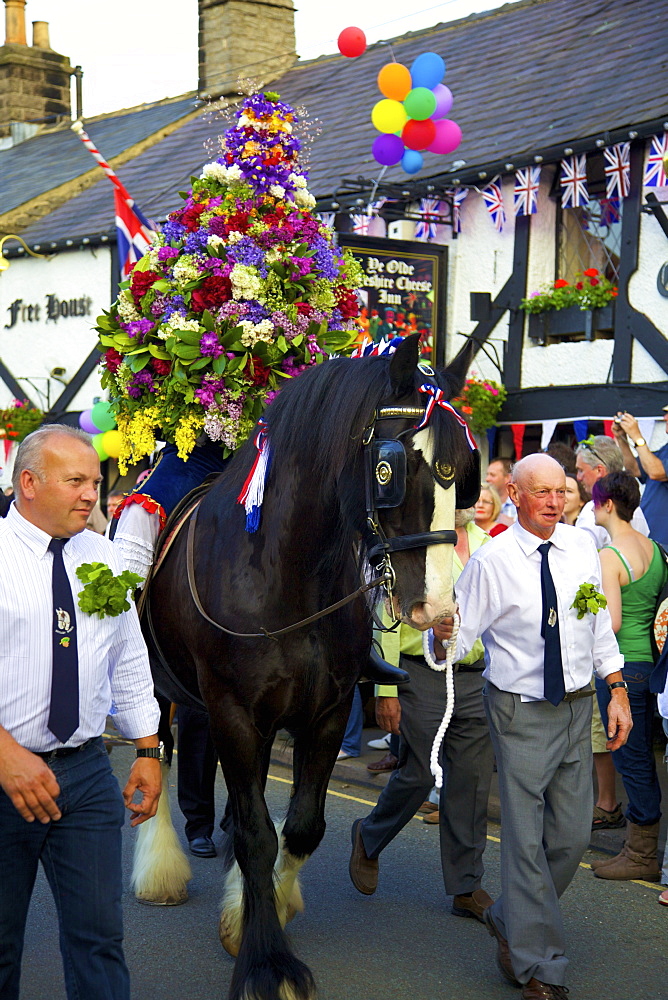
[0,504,159,752]
[430,520,623,701]
[575,499,649,549]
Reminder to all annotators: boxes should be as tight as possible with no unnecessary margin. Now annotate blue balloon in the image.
[401,149,423,175]
[410,51,446,89]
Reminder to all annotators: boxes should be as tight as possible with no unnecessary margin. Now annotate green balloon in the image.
[92,433,109,461]
[403,87,437,121]
[91,400,116,432]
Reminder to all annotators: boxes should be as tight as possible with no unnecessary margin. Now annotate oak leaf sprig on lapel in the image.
[76,562,144,618]
[571,582,607,620]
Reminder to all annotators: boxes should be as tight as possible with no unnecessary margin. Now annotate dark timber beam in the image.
[499,382,668,423]
[0,358,36,408]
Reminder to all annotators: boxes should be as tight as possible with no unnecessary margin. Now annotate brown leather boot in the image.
[594,821,661,881]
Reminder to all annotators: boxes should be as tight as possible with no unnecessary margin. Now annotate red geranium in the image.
[151,358,172,377]
[191,276,232,313]
[589,278,599,286]
[104,348,123,373]
[130,269,161,304]
[244,356,271,387]
[553,278,570,289]
[583,267,599,278]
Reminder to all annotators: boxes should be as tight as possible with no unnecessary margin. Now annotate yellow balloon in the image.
[101,429,123,460]
[371,99,408,134]
[377,63,412,102]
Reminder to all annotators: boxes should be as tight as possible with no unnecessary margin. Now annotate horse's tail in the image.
[132,763,192,905]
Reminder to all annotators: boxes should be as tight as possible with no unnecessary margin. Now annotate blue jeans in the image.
[596,661,662,826]
[340,686,363,757]
[0,738,129,1000]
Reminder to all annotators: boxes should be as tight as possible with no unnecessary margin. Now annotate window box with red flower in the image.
[520,269,617,343]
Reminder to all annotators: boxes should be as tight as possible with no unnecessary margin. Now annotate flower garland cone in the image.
[96,92,363,474]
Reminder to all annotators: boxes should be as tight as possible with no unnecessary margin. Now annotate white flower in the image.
[201,161,228,183]
[226,231,244,244]
[289,173,308,189]
[172,256,201,283]
[157,315,201,340]
[238,318,274,348]
[117,291,141,322]
[226,164,242,181]
[270,184,286,198]
[231,264,263,301]
[207,234,226,249]
[294,189,316,209]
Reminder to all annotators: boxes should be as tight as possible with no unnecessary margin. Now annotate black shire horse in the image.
[133,334,477,1000]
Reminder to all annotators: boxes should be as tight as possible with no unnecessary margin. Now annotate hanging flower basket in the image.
[452,375,507,435]
[0,399,43,444]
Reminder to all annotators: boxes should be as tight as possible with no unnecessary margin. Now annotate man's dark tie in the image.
[47,538,79,743]
[538,541,565,706]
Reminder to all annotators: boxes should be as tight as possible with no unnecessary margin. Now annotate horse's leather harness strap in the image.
[366,529,457,566]
[185,503,387,640]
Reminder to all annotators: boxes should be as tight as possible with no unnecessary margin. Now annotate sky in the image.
[23,0,517,118]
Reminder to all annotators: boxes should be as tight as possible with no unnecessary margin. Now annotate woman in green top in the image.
[591,471,667,881]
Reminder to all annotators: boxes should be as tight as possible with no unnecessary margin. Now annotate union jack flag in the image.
[445,187,468,234]
[599,196,621,226]
[604,142,631,199]
[115,189,157,279]
[415,199,442,241]
[481,179,506,232]
[560,154,589,208]
[644,133,668,188]
[352,214,370,235]
[317,212,336,230]
[513,166,540,216]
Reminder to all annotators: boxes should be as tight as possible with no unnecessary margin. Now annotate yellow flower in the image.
[174,411,204,461]
[117,408,159,475]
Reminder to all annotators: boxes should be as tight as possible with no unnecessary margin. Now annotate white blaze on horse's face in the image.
[404,427,457,629]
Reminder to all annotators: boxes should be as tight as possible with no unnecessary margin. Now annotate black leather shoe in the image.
[361,646,410,686]
[189,835,216,858]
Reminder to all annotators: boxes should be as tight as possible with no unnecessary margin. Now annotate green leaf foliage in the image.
[76,562,144,619]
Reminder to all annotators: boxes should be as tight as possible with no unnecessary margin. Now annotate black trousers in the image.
[177,705,219,841]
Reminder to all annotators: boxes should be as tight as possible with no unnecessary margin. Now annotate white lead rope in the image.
[422,612,460,789]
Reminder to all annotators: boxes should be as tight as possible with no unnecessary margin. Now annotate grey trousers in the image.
[484,682,593,987]
[360,656,493,896]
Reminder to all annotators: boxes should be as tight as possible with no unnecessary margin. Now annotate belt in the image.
[562,686,596,703]
[33,736,98,761]
[400,652,484,673]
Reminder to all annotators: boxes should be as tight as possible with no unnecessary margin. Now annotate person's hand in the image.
[375,696,401,735]
[123,759,162,827]
[611,418,627,444]
[0,737,61,823]
[615,411,641,443]
[605,689,633,751]
[432,616,455,644]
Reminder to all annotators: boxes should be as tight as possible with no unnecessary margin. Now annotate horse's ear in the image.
[389,334,421,398]
[439,338,475,399]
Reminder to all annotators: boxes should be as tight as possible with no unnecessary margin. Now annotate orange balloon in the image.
[377,62,412,102]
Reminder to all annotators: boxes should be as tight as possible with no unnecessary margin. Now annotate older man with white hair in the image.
[432,453,631,1000]
[574,435,648,546]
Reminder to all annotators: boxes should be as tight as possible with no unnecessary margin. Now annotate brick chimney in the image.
[0,0,73,137]
[198,0,296,100]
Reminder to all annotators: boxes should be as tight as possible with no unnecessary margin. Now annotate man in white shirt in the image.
[0,425,161,1000]
[486,456,516,522]
[433,454,631,1000]
[575,435,649,546]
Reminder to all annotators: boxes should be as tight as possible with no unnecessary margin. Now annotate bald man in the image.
[432,455,631,1000]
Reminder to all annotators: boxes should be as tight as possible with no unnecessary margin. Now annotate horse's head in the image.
[363,335,479,630]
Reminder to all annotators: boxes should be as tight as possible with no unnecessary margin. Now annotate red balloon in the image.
[337,26,367,58]
[428,118,462,155]
[402,118,437,151]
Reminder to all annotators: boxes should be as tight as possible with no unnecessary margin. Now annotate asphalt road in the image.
[17,743,666,1000]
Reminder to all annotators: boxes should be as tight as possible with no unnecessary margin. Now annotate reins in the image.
[185,502,388,640]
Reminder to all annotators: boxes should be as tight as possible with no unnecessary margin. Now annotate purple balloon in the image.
[428,119,462,156]
[79,409,98,434]
[430,84,453,120]
[372,133,405,166]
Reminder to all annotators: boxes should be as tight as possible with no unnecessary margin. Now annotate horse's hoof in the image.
[219,913,241,957]
[135,889,188,906]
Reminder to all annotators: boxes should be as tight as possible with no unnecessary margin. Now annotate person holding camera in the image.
[612,407,668,548]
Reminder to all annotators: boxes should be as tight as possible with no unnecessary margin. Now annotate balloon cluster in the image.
[371,53,461,175]
[79,401,121,461]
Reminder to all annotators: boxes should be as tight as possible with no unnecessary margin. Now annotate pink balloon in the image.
[79,409,98,434]
[430,84,453,120]
[428,118,462,155]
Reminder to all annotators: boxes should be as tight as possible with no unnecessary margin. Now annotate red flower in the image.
[191,276,232,313]
[576,282,583,290]
[553,279,569,289]
[589,278,599,286]
[336,288,360,319]
[151,358,172,377]
[130,269,161,304]
[180,203,206,232]
[244,356,271,387]
[104,348,123,374]
[296,302,313,317]
[583,267,599,277]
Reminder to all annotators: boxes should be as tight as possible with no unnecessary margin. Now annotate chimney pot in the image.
[32,20,50,49]
[4,0,27,45]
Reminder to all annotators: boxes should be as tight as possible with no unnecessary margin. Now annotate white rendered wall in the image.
[0,248,111,412]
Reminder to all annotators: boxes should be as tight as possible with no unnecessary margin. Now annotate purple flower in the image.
[162,220,185,242]
[184,230,209,254]
[127,369,156,398]
[121,318,155,341]
[157,246,179,262]
[227,238,265,270]
[199,331,224,358]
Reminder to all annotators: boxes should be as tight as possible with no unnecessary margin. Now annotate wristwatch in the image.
[136,745,163,759]
[608,681,628,693]
[634,437,646,448]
